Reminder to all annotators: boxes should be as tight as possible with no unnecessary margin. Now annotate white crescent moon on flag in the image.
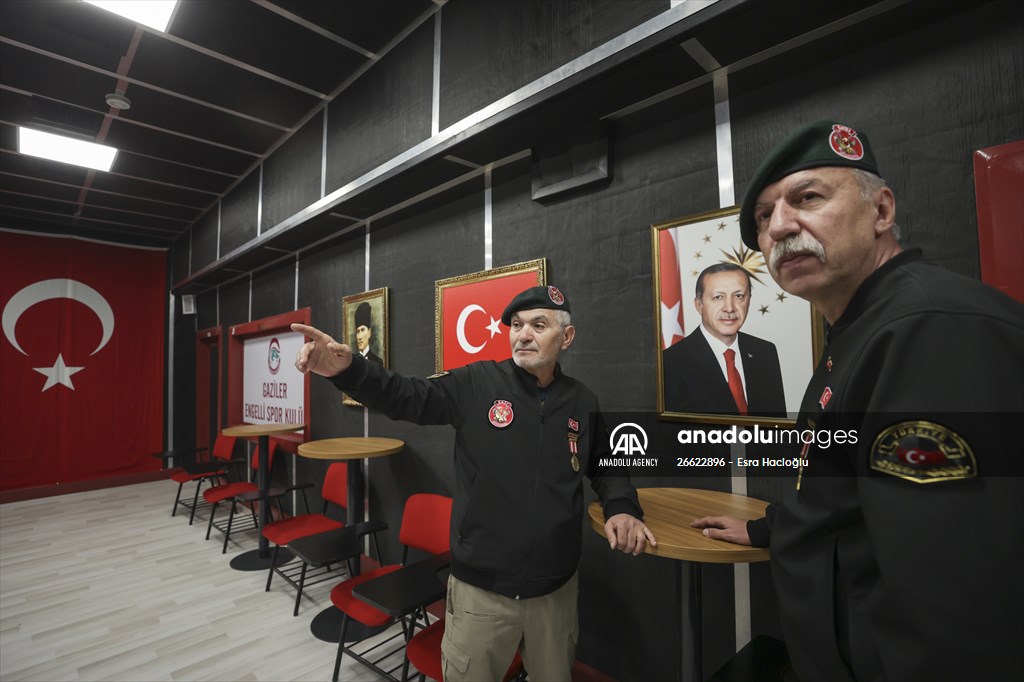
[2,279,115,356]
[905,449,924,464]
[456,304,486,354]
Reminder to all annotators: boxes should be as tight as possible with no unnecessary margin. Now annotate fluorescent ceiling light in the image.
[18,127,118,172]
[82,0,179,33]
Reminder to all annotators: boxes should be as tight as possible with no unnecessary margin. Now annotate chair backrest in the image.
[321,462,348,509]
[399,494,453,555]
[211,434,238,462]
[250,440,278,472]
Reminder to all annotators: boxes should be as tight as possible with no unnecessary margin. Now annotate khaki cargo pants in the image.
[440,573,579,682]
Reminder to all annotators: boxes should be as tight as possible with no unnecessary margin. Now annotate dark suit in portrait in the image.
[362,348,383,365]
[663,330,786,417]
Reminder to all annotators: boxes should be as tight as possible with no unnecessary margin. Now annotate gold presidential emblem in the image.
[870,420,977,483]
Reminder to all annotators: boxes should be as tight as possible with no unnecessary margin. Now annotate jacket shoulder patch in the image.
[870,420,977,483]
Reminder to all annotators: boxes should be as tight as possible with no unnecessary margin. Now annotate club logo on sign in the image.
[268,337,281,374]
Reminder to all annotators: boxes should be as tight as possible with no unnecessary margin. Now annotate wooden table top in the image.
[222,423,304,437]
[297,437,405,460]
[588,487,770,564]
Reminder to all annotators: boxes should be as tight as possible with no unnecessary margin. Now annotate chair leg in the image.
[266,545,279,592]
[205,501,218,540]
[172,482,184,516]
[293,562,308,617]
[189,480,204,525]
[223,501,237,554]
[401,650,412,682]
[333,614,350,682]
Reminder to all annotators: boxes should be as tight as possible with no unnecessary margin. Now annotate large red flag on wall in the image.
[0,231,166,491]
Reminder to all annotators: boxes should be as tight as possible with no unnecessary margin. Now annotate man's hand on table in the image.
[690,515,751,546]
[605,513,657,556]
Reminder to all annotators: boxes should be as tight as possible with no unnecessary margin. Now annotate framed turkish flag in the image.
[435,259,547,372]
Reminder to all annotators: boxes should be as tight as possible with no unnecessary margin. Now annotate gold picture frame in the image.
[434,259,547,372]
[341,287,389,407]
[653,207,825,425]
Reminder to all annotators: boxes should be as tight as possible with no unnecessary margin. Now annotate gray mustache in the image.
[769,234,826,272]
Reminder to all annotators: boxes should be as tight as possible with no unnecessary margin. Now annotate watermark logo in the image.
[610,423,648,456]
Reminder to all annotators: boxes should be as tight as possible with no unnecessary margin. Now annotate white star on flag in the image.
[486,316,502,338]
[33,353,84,392]
[661,300,684,348]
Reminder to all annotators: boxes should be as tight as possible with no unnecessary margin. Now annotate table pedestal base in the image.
[310,606,391,643]
[230,548,294,571]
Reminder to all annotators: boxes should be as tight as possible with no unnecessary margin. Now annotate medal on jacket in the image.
[568,432,580,472]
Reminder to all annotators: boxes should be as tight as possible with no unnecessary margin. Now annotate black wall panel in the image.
[250,258,296,322]
[261,112,324,233]
[190,210,219,273]
[171,231,190,283]
[219,168,260,257]
[196,288,218,331]
[730,1,1024,280]
[171,305,197,452]
[219,277,251,328]
[324,20,433,195]
[438,0,666,130]
[364,185,484,565]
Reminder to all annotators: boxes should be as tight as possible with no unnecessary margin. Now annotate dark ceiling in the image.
[0,0,436,246]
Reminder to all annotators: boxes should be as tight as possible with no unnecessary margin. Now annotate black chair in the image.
[167,434,242,524]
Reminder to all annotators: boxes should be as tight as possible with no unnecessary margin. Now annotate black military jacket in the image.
[755,251,1023,680]
[331,355,642,599]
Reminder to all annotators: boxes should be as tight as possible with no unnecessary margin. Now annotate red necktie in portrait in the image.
[724,348,748,415]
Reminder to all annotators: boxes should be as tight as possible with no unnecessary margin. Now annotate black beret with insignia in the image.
[739,120,881,251]
[501,285,570,326]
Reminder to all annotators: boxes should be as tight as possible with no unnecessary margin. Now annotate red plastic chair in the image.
[169,434,240,524]
[403,619,524,681]
[203,441,278,553]
[262,462,349,615]
[331,493,453,682]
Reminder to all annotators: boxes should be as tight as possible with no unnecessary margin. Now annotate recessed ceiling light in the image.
[82,0,180,33]
[105,93,131,110]
[18,127,118,172]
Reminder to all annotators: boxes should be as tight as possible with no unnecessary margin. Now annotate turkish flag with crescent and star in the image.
[0,231,166,491]
[439,271,542,371]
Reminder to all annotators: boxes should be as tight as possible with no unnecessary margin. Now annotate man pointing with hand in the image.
[293,285,655,682]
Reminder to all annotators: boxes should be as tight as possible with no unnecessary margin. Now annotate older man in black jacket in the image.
[294,285,655,682]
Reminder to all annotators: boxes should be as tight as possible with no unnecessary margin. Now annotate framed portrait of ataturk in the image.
[653,207,824,425]
[341,287,389,407]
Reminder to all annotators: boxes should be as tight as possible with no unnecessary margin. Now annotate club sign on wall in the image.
[242,331,305,426]
[435,259,547,372]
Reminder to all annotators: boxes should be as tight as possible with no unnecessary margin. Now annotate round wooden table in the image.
[296,436,404,642]
[589,488,769,682]
[221,423,303,571]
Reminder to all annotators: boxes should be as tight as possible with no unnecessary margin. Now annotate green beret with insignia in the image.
[501,285,570,326]
[739,120,881,251]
